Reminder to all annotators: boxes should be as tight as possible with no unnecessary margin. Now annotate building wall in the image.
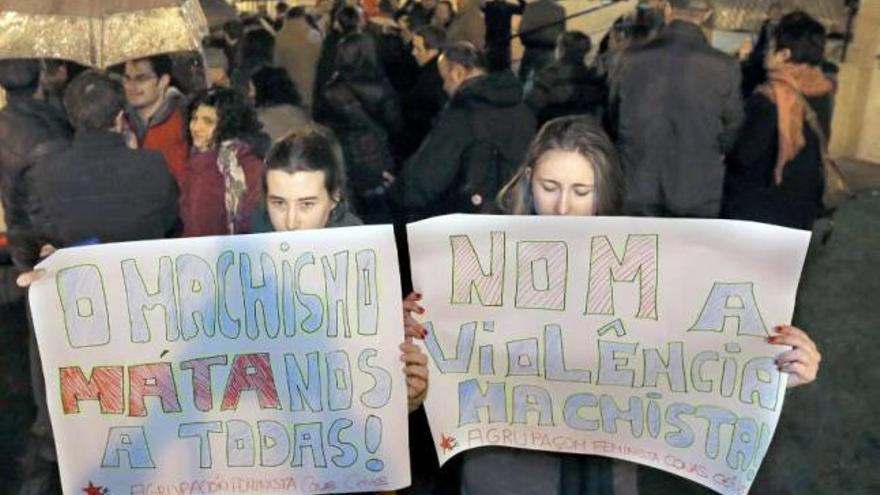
[830,0,880,164]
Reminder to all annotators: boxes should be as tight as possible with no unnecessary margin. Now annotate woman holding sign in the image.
[426,116,821,495]
[249,124,430,413]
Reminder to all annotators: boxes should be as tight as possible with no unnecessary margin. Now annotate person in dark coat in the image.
[0,60,72,271]
[400,25,449,159]
[526,30,606,126]
[24,71,179,250]
[182,88,267,236]
[723,11,835,230]
[611,0,744,218]
[0,59,72,495]
[318,32,404,224]
[482,0,526,72]
[518,0,566,83]
[393,42,537,220]
[313,5,364,117]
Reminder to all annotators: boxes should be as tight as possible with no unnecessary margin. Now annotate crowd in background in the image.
[0,0,835,493]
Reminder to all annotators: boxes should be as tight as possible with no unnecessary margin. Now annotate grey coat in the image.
[612,21,745,217]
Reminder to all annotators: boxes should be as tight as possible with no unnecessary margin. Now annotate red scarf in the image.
[758,64,834,185]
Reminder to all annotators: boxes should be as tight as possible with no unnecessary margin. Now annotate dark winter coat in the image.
[722,92,831,230]
[319,75,404,192]
[0,95,72,270]
[394,70,537,219]
[612,20,745,217]
[181,141,265,237]
[248,206,363,233]
[526,60,606,125]
[400,56,448,159]
[23,130,179,251]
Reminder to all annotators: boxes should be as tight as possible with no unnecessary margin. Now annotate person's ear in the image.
[663,2,673,23]
[158,73,171,92]
[779,48,792,64]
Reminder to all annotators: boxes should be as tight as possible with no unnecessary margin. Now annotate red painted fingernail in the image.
[418,308,426,314]
[767,336,777,343]
[415,293,423,300]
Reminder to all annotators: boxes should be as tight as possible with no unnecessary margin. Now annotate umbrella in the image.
[200,0,238,29]
[0,0,209,69]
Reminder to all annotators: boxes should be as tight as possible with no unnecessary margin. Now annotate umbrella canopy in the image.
[0,0,209,69]
[200,0,238,29]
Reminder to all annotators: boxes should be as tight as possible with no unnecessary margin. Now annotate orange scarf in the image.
[759,64,834,185]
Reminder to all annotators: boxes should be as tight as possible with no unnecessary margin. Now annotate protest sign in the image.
[29,226,410,495]
[407,215,810,495]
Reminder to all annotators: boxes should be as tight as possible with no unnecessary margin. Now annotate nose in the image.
[285,210,300,231]
[555,191,570,216]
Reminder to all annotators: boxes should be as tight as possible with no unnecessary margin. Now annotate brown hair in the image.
[497,116,623,216]
[264,124,352,223]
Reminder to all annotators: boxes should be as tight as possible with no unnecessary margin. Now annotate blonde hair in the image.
[497,116,623,215]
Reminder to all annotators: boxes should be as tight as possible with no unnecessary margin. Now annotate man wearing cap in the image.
[611,0,744,218]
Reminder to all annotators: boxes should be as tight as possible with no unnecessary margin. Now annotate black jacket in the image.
[394,71,536,219]
[400,56,448,159]
[526,60,606,125]
[722,92,831,230]
[24,130,179,253]
[319,75,404,191]
[612,20,745,217]
[0,95,72,270]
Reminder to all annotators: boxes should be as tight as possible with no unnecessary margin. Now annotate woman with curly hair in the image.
[181,87,268,236]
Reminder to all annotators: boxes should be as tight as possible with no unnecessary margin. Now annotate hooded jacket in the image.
[126,87,190,187]
[394,70,536,219]
[526,60,606,125]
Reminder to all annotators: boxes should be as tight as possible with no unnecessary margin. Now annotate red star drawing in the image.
[82,481,107,495]
[440,434,457,453]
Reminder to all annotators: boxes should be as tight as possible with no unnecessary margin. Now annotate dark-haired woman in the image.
[317,31,403,223]
[251,66,310,143]
[249,125,429,413]
[181,88,267,237]
[723,11,836,230]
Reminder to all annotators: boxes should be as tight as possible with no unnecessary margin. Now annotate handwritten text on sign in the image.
[407,215,810,495]
[29,227,410,495]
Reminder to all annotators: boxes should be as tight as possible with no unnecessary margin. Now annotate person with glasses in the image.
[122,55,190,188]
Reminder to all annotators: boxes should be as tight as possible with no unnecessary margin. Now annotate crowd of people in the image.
[0,0,830,493]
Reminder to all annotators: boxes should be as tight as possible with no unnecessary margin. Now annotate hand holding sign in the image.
[770,325,821,388]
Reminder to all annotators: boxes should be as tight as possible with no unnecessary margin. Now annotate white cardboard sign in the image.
[407,215,810,495]
[29,226,410,495]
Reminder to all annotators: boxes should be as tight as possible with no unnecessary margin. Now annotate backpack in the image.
[456,138,518,214]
